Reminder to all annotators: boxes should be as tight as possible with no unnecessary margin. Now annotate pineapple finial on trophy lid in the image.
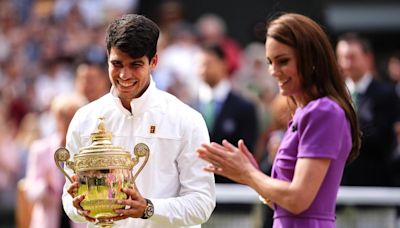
[90,117,113,144]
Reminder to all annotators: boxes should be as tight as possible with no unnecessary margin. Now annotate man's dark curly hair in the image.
[106,14,160,62]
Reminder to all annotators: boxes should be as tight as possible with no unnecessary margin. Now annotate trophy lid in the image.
[79,117,126,154]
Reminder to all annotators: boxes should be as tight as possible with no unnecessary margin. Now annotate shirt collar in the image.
[198,79,231,103]
[110,77,157,116]
[346,73,373,94]
[354,73,373,94]
[212,79,231,102]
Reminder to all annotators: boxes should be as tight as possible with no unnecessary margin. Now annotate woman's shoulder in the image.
[302,97,343,115]
[296,97,346,124]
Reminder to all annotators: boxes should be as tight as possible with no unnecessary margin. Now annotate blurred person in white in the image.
[195,13,242,76]
[152,22,201,105]
[35,59,75,136]
[25,93,87,228]
[74,62,111,102]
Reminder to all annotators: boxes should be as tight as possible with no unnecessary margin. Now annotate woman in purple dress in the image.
[197,13,362,228]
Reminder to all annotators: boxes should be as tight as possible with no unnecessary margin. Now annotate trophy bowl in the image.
[54,117,149,227]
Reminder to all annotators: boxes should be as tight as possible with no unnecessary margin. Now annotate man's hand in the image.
[66,175,96,222]
[112,184,147,221]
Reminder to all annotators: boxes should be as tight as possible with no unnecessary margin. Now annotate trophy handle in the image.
[54,147,74,183]
[132,143,150,180]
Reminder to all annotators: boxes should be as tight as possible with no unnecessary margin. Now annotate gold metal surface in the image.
[54,117,150,227]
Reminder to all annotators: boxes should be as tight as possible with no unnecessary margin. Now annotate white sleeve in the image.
[61,109,88,224]
[149,111,216,226]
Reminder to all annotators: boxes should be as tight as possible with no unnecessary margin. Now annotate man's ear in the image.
[150,53,158,69]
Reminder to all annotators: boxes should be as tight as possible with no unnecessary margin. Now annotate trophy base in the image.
[95,218,114,228]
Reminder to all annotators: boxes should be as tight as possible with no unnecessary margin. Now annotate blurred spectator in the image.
[35,59,75,137]
[153,22,201,104]
[386,52,400,187]
[1,56,32,127]
[15,112,42,179]
[34,59,75,113]
[232,42,279,135]
[255,94,292,173]
[13,112,41,228]
[196,13,242,75]
[74,62,110,102]
[53,0,139,27]
[255,94,292,228]
[0,105,20,208]
[393,122,400,186]
[336,33,400,228]
[151,0,188,50]
[387,52,400,98]
[84,26,108,65]
[195,43,258,184]
[24,93,87,228]
[336,33,399,187]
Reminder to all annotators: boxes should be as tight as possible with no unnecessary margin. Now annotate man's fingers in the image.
[77,210,96,222]
[114,199,146,219]
[77,206,95,222]
[77,208,89,217]
[74,195,96,222]
[67,182,79,197]
[121,186,141,200]
[72,194,85,209]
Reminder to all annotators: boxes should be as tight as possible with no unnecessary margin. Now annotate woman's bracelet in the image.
[259,195,272,204]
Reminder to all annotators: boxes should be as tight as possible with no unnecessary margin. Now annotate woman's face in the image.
[266,38,303,102]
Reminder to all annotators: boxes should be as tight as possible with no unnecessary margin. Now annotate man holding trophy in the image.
[60,14,216,228]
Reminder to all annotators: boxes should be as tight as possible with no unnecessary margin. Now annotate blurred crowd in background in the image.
[1,0,400,228]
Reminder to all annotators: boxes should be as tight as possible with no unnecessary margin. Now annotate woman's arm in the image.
[198,140,330,214]
[248,157,330,214]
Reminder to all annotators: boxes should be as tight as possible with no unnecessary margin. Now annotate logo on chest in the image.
[149,125,156,134]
